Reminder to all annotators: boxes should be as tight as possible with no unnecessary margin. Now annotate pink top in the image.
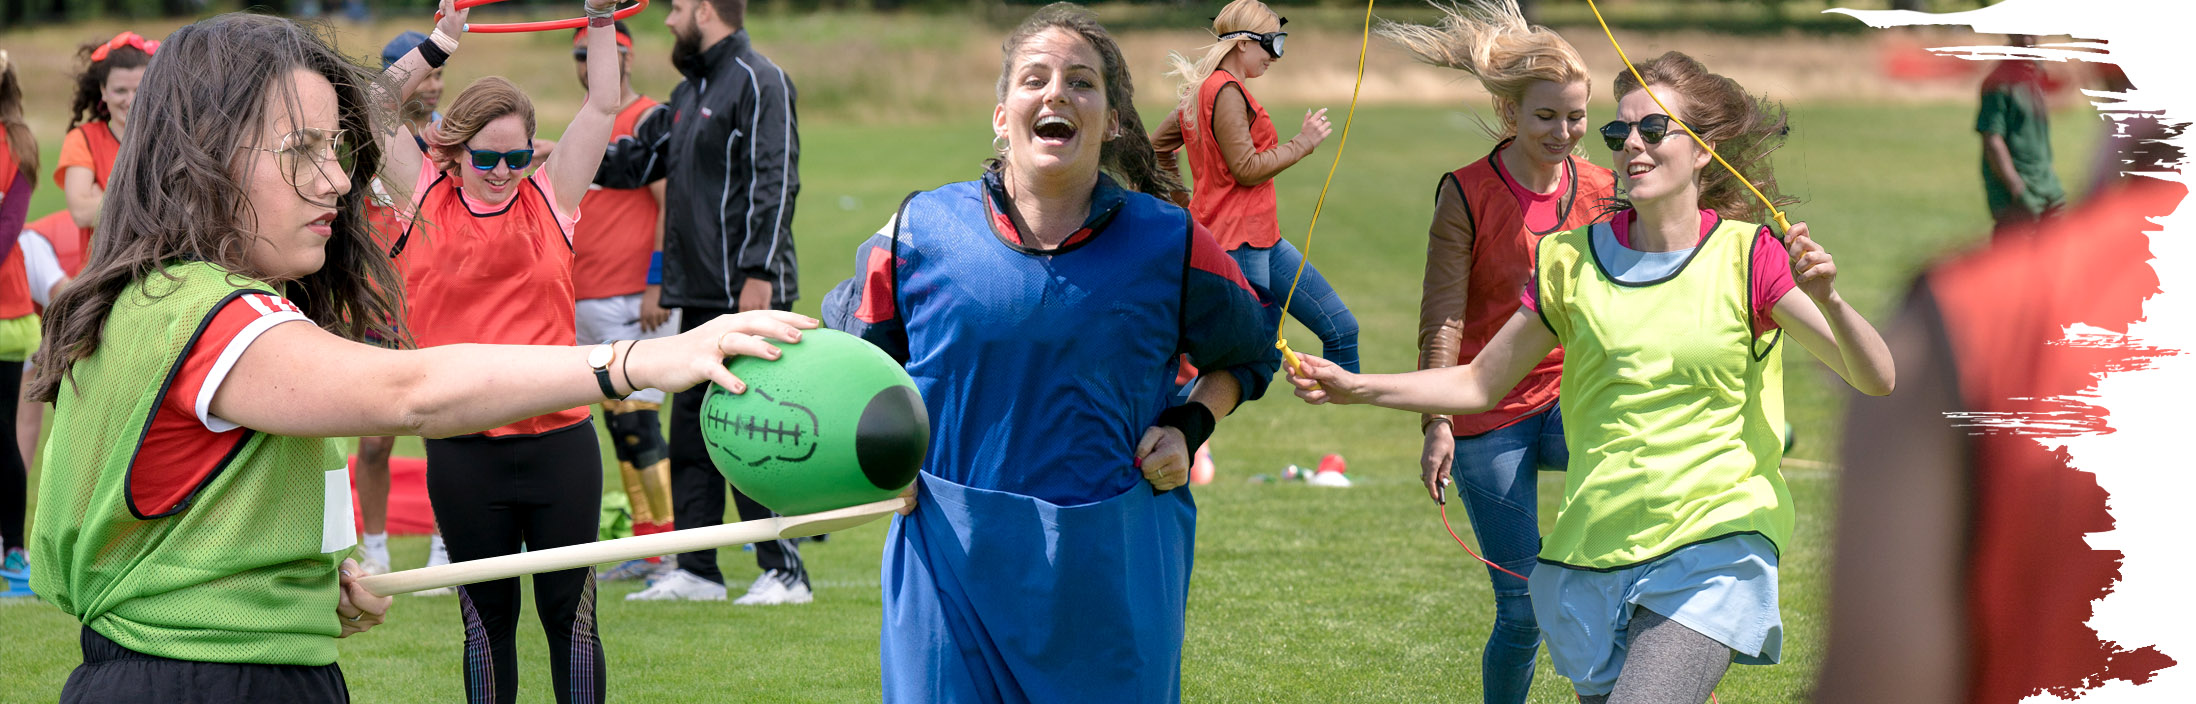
[1496,156,1571,234]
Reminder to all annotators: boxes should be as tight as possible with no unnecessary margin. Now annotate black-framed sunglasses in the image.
[1217,17,1288,59]
[1600,114,1683,151]
[468,147,536,171]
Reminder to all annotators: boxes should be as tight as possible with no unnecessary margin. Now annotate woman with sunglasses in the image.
[371,1,638,700]
[1284,51,1895,703]
[1153,0,1347,464]
[1375,2,1612,700]
[30,9,808,701]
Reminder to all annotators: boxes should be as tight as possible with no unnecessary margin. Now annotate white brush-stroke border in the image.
[1830,0,2191,701]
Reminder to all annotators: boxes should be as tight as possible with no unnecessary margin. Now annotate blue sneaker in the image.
[601,558,662,581]
[1,548,32,598]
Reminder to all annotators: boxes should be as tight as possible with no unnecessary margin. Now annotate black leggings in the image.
[425,421,606,704]
[1,360,24,552]
[668,306,803,585]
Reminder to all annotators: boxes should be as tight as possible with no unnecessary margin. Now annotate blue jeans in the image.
[1229,240,1360,373]
[1451,403,1567,704]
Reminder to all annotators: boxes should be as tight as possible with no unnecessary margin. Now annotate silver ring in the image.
[348,612,364,622]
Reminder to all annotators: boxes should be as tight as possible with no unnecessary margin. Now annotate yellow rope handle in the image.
[1583,0,1792,240]
[1276,0,1377,379]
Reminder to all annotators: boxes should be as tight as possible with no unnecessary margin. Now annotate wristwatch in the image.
[588,343,620,400]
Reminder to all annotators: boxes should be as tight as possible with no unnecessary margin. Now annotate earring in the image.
[993,134,1010,154]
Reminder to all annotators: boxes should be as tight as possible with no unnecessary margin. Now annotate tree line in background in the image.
[0,0,1986,30]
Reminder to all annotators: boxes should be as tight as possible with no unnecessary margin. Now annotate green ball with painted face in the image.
[699,329,928,516]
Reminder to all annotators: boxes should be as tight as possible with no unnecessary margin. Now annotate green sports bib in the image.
[32,261,352,665]
[1532,216,1793,570]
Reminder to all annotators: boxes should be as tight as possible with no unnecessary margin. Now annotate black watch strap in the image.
[594,366,620,400]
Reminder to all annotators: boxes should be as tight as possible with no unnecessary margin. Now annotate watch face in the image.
[589,344,614,369]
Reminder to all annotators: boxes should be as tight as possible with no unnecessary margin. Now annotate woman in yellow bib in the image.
[1286,52,1894,703]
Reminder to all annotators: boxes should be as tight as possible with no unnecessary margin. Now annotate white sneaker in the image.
[625,569,728,601]
[413,536,454,596]
[732,569,813,606]
[360,548,390,576]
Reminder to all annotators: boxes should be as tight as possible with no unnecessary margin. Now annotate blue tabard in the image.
[877,177,1203,703]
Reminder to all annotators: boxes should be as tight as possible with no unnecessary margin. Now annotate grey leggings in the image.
[1577,608,1731,704]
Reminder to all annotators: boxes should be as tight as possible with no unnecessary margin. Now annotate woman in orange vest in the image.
[56,32,155,238]
[1154,0,1343,472]
[1377,2,1613,701]
[374,1,631,699]
[0,49,37,587]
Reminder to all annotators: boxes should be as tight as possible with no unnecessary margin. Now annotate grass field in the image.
[0,95,2106,701]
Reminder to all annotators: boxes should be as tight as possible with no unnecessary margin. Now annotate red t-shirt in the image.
[393,158,588,437]
[130,292,312,516]
[1524,209,1794,335]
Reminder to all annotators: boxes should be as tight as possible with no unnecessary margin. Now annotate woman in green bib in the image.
[1286,52,1894,703]
[25,11,813,703]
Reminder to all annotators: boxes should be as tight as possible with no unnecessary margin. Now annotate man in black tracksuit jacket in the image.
[597,0,806,603]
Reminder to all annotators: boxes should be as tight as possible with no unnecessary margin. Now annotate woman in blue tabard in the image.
[821,5,1279,702]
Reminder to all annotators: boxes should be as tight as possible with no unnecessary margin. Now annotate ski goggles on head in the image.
[467,147,536,171]
[1217,18,1287,59]
[1600,114,1683,151]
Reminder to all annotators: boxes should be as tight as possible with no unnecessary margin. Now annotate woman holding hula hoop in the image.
[825,4,1278,700]
[373,1,643,700]
[1377,1,1614,700]
[1286,51,1895,702]
[29,10,811,703]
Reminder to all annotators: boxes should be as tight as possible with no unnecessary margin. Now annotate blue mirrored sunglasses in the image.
[468,148,535,171]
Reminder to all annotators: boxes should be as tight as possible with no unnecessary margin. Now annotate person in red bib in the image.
[55,31,154,240]
[28,11,810,702]
[0,50,36,587]
[1376,2,1615,700]
[566,20,683,583]
[1153,0,1344,474]
[1286,52,1897,703]
[372,2,647,700]
[373,2,641,697]
[1820,88,2183,704]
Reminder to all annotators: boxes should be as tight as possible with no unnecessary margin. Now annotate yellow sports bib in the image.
[1532,215,1792,570]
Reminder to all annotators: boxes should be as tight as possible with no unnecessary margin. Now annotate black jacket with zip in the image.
[596,29,799,309]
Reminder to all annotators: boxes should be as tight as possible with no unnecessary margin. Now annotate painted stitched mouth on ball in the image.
[705,388,820,466]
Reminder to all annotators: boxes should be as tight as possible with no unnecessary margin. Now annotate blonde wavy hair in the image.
[1166,0,1282,135]
[1377,0,1590,137]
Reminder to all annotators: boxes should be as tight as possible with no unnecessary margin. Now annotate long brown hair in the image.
[67,37,153,132]
[989,3,1181,197]
[0,52,37,179]
[421,76,537,175]
[1610,51,1795,223]
[30,13,404,402]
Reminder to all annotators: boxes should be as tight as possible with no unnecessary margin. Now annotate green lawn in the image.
[2,101,2098,702]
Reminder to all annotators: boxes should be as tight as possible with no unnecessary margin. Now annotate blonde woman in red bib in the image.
[1154,0,1350,473]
